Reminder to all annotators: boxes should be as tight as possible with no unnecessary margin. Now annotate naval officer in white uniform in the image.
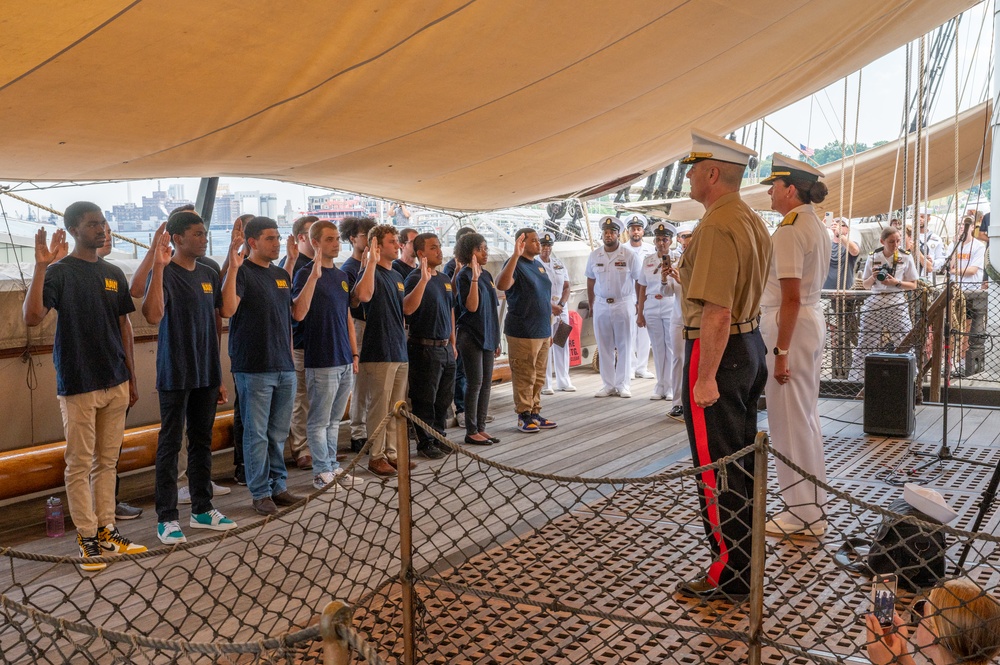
[758,154,833,536]
[623,213,656,380]
[539,232,576,394]
[636,221,678,401]
[586,216,642,398]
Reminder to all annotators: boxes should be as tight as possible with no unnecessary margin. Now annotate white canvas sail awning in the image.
[0,0,978,211]
[622,101,992,221]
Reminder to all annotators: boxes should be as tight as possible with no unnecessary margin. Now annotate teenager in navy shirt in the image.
[497,228,557,433]
[23,201,146,570]
[142,210,237,544]
[290,221,364,490]
[392,227,419,279]
[221,216,302,516]
[403,233,455,460]
[339,216,377,453]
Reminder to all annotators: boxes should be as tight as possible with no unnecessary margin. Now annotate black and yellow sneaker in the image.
[97,524,148,555]
[76,534,107,572]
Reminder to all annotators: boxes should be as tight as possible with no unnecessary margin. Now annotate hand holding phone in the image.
[872,574,898,627]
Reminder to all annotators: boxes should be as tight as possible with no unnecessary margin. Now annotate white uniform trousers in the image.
[543,311,572,391]
[594,299,634,392]
[669,321,685,409]
[631,315,651,375]
[849,292,911,382]
[645,310,673,398]
[761,304,827,524]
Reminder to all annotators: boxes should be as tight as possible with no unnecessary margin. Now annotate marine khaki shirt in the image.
[678,191,771,333]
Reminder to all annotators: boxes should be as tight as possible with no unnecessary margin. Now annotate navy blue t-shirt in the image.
[455,267,500,351]
[291,262,354,369]
[502,256,552,339]
[360,265,407,363]
[42,256,135,396]
[340,255,367,322]
[392,259,416,280]
[442,257,458,278]
[153,261,222,391]
[229,261,294,373]
[280,252,313,349]
[404,271,455,340]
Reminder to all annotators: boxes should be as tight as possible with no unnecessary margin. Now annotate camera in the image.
[875,264,893,282]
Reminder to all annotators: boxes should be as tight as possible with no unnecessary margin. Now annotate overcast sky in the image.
[0,3,994,221]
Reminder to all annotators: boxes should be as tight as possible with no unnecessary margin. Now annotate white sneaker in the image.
[313,471,336,490]
[157,521,187,545]
[541,388,555,395]
[212,481,231,496]
[594,387,619,398]
[765,514,827,537]
[618,388,632,398]
[560,385,577,392]
[649,393,666,401]
[635,370,655,379]
[179,482,231,504]
[333,467,365,488]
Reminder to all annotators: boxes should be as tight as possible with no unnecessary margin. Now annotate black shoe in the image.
[667,406,684,421]
[350,438,367,453]
[434,441,453,455]
[114,501,143,521]
[464,434,493,446]
[234,464,247,486]
[417,443,447,460]
[676,576,748,602]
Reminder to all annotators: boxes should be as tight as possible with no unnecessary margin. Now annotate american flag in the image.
[799,143,815,157]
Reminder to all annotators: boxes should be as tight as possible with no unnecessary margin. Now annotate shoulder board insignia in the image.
[870,248,881,255]
[899,249,911,255]
[779,212,798,227]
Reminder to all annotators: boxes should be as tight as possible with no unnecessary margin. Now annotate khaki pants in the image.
[58,381,130,537]
[362,362,409,462]
[285,348,310,460]
[506,336,550,415]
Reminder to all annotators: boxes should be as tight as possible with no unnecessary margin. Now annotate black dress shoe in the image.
[350,438,367,453]
[464,434,493,446]
[667,406,684,421]
[486,435,501,443]
[676,577,748,602]
[417,443,447,460]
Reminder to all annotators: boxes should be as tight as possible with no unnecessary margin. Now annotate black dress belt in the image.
[409,337,449,347]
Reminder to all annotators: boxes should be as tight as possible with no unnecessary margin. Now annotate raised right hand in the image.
[369,241,381,266]
[153,229,172,266]
[471,255,482,280]
[34,228,67,266]
[228,226,245,270]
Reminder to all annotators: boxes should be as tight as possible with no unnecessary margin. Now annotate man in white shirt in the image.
[946,216,988,376]
[539,233,575,394]
[622,213,656,379]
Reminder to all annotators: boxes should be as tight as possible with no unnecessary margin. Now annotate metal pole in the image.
[319,600,351,665]
[394,401,416,665]
[747,432,770,665]
[990,3,1000,272]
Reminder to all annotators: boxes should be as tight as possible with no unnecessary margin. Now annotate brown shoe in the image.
[387,458,418,470]
[296,455,313,470]
[271,491,303,507]
[368,458,396,477]
[252,497,278,516]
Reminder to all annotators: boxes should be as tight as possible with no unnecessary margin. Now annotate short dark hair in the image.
[292,215,319,238]
[166,210,204,238]
[413,232,438,253]
[455,226,477,242]
[64,201,102,230]
[245,216,279,240]
[455,232,486,264]
[514,227,536,243]
[340,215,376,241]
[368,224,398,246]
[399,227,418,243]
[169,203,196,217]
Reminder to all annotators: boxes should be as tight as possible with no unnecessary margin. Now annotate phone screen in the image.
[872,574,897,627]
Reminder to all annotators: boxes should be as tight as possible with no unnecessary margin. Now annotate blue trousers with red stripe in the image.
[683,330,767,593]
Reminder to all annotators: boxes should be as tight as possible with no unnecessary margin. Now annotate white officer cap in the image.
[651,221,677,236]
[676,221,697,235]
[599,215,624,235]
[539,232,555,245]
[623,213,648,229]
[761,153,823,185]
[681,128,758,167]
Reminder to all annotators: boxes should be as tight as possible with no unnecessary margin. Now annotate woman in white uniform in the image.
[538,233,576,393]
[849,227,918,382]
[636,222,677,400]
[759,154,832,537]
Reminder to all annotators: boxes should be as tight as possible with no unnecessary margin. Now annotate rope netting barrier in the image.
[4,405,1000,663]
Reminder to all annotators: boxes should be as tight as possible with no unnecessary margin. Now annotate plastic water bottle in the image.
[45,497,65,538]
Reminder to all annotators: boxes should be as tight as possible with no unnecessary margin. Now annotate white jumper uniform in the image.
[760,204,831,525]
[540,254,572,391]
[627,241,656,376]
[667,248,685,409]
[637,253,676,399]
[586,245,642,392]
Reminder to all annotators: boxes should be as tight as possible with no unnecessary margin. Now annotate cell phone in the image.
[872,574,897,627]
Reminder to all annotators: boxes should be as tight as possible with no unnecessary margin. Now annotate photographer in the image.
[848,226,918,381]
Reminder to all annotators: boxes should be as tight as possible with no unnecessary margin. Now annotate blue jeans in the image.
[305,365,354,475]
[234,371,295,500]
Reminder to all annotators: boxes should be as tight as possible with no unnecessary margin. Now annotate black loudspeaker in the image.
[864,353,916,437]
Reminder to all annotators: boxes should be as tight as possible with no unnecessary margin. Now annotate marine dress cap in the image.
[599,215,624,235]
[903,483,958,524]
[652,221,677,236]
[761,153,824,185]
[540,232,554,245]
[624,213,648,229]
[682,128,758,166]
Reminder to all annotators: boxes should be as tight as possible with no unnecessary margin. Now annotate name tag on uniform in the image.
[275,279,289,289]
[201,282,213,294]
[104,278,118,292]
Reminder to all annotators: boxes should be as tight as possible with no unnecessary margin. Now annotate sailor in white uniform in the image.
[758,154,833,536]
[623,213,656,379]
[637,221,678,400]
[849,226,918,381]
[539,233,575,393]
[586,216,642,398]
[666,223,693,420]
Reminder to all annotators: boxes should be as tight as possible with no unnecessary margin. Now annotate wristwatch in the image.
[773,347,789,356]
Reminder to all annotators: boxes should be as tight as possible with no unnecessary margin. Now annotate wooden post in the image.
[320,600,351,665]
[747,432,770,665]
[394,401,416,665]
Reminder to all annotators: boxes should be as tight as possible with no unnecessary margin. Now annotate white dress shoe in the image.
[618,388,632,398]
[594,387,619,398]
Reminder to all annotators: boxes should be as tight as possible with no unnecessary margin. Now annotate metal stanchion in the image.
[394,401,416,665]
[320,600,351,665]
[747,432,770,665]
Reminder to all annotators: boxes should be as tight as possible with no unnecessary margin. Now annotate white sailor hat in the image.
[651,221,676,236]
[676,221,697,236]
[623,213,648,229]
[539,232,555,245]
[903,483,958,524]
[681,128,758,167]
[761,153,823,185]
[599,215,624,235]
